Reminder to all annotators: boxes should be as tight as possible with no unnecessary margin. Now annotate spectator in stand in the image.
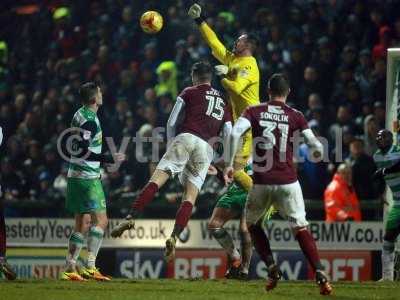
[393,16,400,46]
[324,163,362,222]
[297,125,328,199]
[298,65,321,109]
[141,42,161,72]
[362,114,378,156]
[310,36,336,100]
[331,65,355,104]
[373,101,386,129]
[344,81,363,116]
[155,61,177,99]
[346,139,377,200]
[355,49,373,100]
[371,58,386,104]
[286,45,306,99]
[341,45,358,70]
[372,26,393,62]
[328,105,354,144]
[305,93,322,119]
[363,6,386,48]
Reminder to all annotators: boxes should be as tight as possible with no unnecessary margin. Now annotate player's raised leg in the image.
[0,201,16,280]
[111,169,170,238]
[245,185,281,291]
[208,207,242,278]
[165,180,197,262]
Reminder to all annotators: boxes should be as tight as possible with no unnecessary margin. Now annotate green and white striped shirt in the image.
[374,144,400,206]
[67,106,102,179]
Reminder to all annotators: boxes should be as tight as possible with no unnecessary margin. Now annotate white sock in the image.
[211,228,240,260]
[66,232,84,270]
[87,226,104,268]
[382,240,395,281]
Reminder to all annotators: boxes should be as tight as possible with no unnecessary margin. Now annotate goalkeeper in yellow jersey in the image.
[188,3,259,192]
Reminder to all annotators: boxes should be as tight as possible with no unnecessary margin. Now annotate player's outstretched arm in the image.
[188,3,231,65]
[166,96,185,143]
[376,159,400,176]
[302,128,324,160]
[220,75,252,97]
[74,121,124,164]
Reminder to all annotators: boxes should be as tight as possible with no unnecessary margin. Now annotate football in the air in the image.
[140,11,163,34]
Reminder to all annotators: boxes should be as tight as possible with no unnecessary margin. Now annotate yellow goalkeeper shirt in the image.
[199,22,260,120]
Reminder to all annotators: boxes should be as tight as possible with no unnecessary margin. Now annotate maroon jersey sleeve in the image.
[178,87,192,105]
[295,110,309,131]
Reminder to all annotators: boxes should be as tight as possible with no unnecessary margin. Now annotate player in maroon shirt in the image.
[224,74,332,295]
[111,62,232,261]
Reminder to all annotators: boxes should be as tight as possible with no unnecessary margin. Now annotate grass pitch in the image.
[0,279,399,300]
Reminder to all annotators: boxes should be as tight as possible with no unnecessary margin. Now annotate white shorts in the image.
[156,133,213,191]
[245,181,308,228]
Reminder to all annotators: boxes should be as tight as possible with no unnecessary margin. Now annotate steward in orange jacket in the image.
[324,164,362,222]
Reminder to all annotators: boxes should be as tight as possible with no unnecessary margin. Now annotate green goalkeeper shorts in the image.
[215,186,247,213]
[386,206,400,231]
[66,177,106,214]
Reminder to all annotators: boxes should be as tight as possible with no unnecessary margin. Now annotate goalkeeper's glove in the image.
[188,3,204,24]
[215,65,229,76]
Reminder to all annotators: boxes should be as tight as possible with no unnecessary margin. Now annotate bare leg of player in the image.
[165,181,198,262]
[295,227,332,295]
[208,208,242,278]
[0,200,16,280]
[239,213,252,278]
[111,169,170,238]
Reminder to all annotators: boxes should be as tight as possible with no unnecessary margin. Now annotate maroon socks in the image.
[172,201,193,238]
[248,224,275,267]
[131,182,159,215]
[296,229,323,271]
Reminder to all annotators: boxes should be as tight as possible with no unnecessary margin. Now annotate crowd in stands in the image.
[0,0,399,219]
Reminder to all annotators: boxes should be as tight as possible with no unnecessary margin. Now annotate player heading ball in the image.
[111,62,233,262]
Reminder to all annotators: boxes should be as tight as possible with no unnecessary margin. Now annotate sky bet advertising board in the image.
[115,249,372,281]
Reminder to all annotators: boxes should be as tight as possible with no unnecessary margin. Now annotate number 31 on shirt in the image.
[259,120,289,152]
